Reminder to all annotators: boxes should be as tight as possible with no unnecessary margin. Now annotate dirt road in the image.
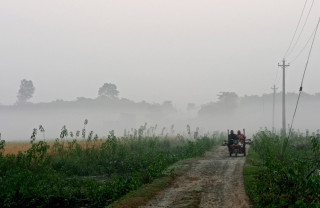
[141,145,252,208]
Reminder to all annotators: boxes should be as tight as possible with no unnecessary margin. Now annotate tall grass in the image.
[0,126,223,207]
[247,130,320,207]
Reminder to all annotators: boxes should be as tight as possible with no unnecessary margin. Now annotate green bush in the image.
[0,133,222,207]
[247,130,320,207]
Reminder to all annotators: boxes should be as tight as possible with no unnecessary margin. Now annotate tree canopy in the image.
[98,83,119,98]
[17,79,35,103]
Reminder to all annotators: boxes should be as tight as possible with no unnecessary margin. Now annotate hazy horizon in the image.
[1,91,320,141]
[1,1,320,141]
[1,0,320,108]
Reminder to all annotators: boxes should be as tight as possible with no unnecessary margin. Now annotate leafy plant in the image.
[0,125,223,207]
[0,133,5,153]
[247,130,320,207]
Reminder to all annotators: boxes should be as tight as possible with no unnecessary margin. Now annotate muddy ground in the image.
[141,145,252,208]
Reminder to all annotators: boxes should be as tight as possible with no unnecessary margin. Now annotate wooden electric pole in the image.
[278,59,290,136]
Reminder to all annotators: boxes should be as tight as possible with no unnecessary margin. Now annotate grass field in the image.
[0,129,223,208]
[244,130,320,207]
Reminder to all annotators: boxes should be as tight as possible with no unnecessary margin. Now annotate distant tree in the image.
[198,92,239,117]
[17,79,35,103]
[98,83,119,98]
[217,92,239,109]
[162,100,176,113]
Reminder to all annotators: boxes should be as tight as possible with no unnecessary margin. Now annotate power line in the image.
[290,25,317,63]
[286,0,315,58]
[288,17,320,138]
[283,0,309,58]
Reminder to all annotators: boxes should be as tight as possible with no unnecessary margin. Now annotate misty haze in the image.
[1,1,320,207]
[1,83,320,141]
[1,1,320,140]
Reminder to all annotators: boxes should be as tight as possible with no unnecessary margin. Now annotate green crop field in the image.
[244,130,320,208]
[0,125,223,208]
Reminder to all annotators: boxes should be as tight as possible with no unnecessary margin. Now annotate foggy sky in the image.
[1,0,320,107]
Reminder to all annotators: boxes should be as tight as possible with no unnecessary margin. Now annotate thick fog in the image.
[1,92,320,141]
[1,0,320,140]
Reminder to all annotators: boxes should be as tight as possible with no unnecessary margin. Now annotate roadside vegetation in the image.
[0,123,223,208]
[244,130,320,207]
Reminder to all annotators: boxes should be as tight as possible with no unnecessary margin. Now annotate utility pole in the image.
[278,59,290,136]
[271,85,278,133]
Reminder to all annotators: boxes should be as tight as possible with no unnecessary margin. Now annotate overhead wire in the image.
[283,0,309,58]
[288,17,320,138]
[290,25,317,63]
[277,0,309,98]
[286,0,315,58]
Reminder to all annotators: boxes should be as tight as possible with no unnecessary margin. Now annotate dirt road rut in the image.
[141,146,251,208]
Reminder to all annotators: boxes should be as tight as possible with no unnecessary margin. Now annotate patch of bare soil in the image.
[141,146,252,208]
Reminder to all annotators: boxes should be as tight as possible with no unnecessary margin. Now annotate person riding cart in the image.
[227,130,238,154]
[237,130,246,140]
[236,130,246,148]
[228,129,247,157]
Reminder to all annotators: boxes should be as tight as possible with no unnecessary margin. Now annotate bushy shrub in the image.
[249,130,320,207]
[0,132,222,207]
